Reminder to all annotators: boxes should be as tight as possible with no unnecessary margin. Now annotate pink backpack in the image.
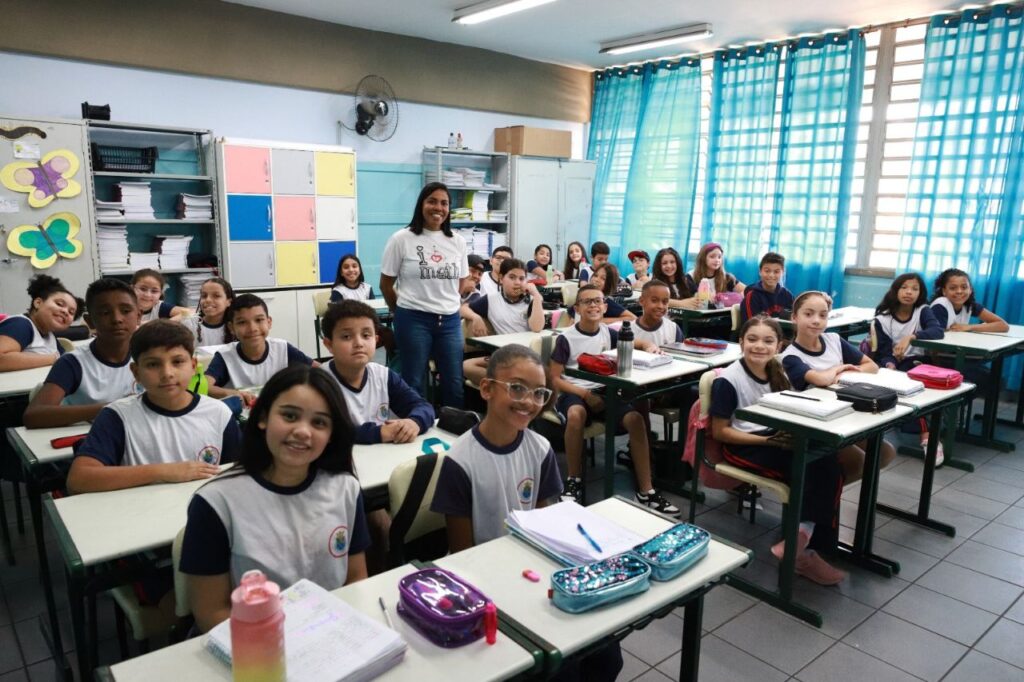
[682,368,743,490]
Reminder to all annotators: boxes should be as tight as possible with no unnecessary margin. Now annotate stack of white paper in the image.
[95,199,124,220]
[176,193,213,220]
[153,235,193,270]
[602,349,673,369]
[506,501,645,565]
[129,252,160,269]
[489,209,508,221]
[425,169,465,185]
[96,224,130,271]
[465,190,492,221]
[114,182,155,219]
[206,579,407,682]
[757,392,855,420]
[179,272,210,309]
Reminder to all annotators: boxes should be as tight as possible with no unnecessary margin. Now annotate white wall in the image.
[0,51,586,164]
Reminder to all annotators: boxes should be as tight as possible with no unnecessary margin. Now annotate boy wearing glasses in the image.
[320,300,435,444]
[550,285,680,515]
[432,344,562,552]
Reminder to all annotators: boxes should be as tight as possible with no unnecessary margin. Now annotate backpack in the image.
[681,369,743,490]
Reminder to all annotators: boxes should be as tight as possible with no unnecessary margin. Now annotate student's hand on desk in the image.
[162,461,221,483]
[470,318,488,337]
[949,323,972,332]
[381,419,419,444]
[893,337,912,359]
[833,364,861,381]
[583,391,604,411]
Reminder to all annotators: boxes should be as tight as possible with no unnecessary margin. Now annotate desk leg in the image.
[66,566,90,682]
[959,354,1015,452]
[841,434,898,576]
[679,592,704,682]
[26,476,71,678]
[779,437,807,602]
[602,390,622,501]
[0,482,12,565]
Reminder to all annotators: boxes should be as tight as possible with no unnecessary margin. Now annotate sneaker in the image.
[561,477,584,504]
[636,490,681,517]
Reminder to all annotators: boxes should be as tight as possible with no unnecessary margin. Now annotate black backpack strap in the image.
[388,453,439,565]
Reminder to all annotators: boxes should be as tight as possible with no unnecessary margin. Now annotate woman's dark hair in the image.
[876,272,928,316]
[196,277,235,345]
[653,247,692,299]
[26,274,83,319]
[932,268,976,309]
[239,365,356,478]
[738,316,790,392]
[563,241,588,279]
[333,254,365,288]
[591,262,620,297]
[409,182,453,237]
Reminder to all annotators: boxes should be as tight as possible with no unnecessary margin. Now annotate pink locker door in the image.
[273,196,316,240]
[223,145,271,194]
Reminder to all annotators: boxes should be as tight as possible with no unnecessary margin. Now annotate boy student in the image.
[66,321,242,494]
[462,254,487,304]
[632,280,684,347]
[740,252,794,324]
[627,249,651,289]
[550,285,681,515]
[205,294,315,404]
[478,245,513,298]
[578,241,610,282]
[321,300,435,444]
[24,278,142,428]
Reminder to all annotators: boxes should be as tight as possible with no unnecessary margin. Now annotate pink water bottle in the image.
[230,570,285,682]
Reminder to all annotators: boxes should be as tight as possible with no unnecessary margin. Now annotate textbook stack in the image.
[453,227,507,257]
[96,224,130,271]
[425,168,465,185]
[129,252,160,270]
[465,190,492,221]
[179,272,208,308]
[95,199,124,220]
[113,182,155,220]
[152,235,193,270]
[175,193,214,220]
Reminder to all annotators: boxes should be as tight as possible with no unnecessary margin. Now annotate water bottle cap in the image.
[231,570,283,623]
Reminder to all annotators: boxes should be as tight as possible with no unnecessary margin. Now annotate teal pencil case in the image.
[630,523,710,581]
[550,554,650,614]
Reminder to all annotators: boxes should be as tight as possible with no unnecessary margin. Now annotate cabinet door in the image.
[511,158,559,259]
[318,241,356,285]
[275,242,318,286]
[315,197,356,240]
[558,162,596,255]
[315,152,355,196]
[271,149,315,195]
[229,243,275,289]
[273,196,316,240]
[223,145,271,194]
[250,289,300,349]
[227,195,273,241]
[296,287,331,358]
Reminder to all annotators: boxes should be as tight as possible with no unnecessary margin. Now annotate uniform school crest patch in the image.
[517,477,535,505]
[328,525,349,558]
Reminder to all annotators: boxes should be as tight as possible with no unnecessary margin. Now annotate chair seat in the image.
[714,464,790,504]
[652,407,681,424]
[110,585,179,641]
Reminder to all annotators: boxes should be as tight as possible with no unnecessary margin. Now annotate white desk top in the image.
[468,331,546,351]
[435,498,749,660]
[838,368,977,410]
[607,356,711,387]
[736,387,915,440]
[670,306,731,316]
[779,306,875,329]
[914,330,1024,354]
[0,365,51,398]
[668,342,743,369]
[7,424,86,467]
[104,565,537,682]
[982,324,1024,339]
[354,427,456,493]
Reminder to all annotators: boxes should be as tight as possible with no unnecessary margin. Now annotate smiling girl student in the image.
[652,247,697,309]
[781,291,897,481]
[181,277,234,347]
[873,273,944,371]
[131,269,191,323]
[330,253,375,302]
[180,365,369,633]
[0,274,83,371]
[563,240,588,280]
[527,243,562,281]
[712,316,845,585]
[686,242,745,297]
[930,268,1009,333]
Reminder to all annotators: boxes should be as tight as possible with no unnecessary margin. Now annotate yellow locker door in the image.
[275,242,318,286]
[315,152,355,196]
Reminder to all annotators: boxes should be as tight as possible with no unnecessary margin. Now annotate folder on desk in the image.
[757,392,855,421]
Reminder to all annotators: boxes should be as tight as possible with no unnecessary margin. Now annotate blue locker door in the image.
[227,195,273,241]
[318,241,356,284]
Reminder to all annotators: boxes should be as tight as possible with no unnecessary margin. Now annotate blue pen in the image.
[577,523,602,553]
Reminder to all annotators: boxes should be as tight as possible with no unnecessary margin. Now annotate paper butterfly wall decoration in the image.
[0,149,81,208]
[6,212,84,269]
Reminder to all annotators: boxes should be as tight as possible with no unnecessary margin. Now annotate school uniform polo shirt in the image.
[780,333,863,390]
[206,338,311,388]
[44,340,136,405]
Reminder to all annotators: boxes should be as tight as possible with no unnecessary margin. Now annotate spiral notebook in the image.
[205,579,406,682]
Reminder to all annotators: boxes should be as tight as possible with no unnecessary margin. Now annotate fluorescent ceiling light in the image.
[452,0,557,25]
[600,23,713,55]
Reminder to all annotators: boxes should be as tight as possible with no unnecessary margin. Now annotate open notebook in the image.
[757,392,855,421]
[837,371,924,396]
[507,501,646,565]
[601,349,674,369]
[206,579,407,682]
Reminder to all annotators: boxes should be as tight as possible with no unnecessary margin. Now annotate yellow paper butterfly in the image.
[7,212,84,269]
[0,149,81,208]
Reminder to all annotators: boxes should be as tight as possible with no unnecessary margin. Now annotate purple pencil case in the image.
[396,568,489,647]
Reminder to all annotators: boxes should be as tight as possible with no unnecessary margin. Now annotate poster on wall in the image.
[7,211,84,269]
[0,148,81,208]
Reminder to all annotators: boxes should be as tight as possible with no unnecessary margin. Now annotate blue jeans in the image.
[394,307,464,408]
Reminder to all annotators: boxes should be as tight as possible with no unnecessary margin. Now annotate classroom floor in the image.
[0,399,1023,681]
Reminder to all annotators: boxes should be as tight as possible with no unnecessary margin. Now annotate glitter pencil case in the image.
[550,554,651,614]
[396,567,490,647]
[630,523,710,581]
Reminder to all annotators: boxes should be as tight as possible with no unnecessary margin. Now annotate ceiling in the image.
[225,0,966,70]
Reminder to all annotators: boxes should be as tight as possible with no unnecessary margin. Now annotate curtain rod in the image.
[598,0,1023,71]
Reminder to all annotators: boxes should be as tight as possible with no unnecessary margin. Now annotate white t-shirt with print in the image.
[381,228,469,315]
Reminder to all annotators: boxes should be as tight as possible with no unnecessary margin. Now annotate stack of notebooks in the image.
[757,392,854,420]
[601,349,673,369]
[206,579,407,682]
[179,273,208,309]
[152,235,193,270]
[450,207,473,221]
[114,182,155,219]
[837,371,924,396]
[464,190,492,221]
[454,167,486,187]
[424,169,465,185]
[489,209,508,221]
[176,193,213,220]
[507,501,645,565]
[96,224,130,271]
[95,199,124,220]
[660,341,724,357]
[129,252,160,270]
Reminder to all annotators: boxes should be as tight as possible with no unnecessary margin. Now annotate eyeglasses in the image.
[487,379,553,404]
[577,297,607,308]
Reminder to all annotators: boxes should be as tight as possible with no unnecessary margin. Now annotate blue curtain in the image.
[588,60,703,269]
[703,45,782,284]
[769,30,865,299]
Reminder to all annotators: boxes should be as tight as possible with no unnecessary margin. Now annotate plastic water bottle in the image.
[617,321,634,378]
[230,570,285,682]
[456,132,463,149]
[546,263,554,282]
[447,132,456,149]
[696,279,712,310]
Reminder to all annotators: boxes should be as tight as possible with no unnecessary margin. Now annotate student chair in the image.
[387,452,448,567]
[311,290,333,362]
[57,337,76,353]
[688,369,791,525]
[730,304,741,341]
[111,575,181,657]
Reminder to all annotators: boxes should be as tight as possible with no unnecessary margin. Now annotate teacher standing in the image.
[380,182,470,407]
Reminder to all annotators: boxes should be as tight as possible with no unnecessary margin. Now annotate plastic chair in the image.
[687,369,790,524]
[57,337,75,353]
[730,304,741,341]
[387,452,448,567]
[312,290,333,361]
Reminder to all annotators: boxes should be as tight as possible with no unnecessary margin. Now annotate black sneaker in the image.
[561,477,584,504]
[636,490,681,517]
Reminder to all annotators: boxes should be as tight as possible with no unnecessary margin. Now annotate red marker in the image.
[484,602,498,645]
